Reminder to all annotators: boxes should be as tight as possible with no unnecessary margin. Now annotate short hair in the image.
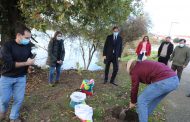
[179,39,186,43]
[166,36,171,39]
[112,26,119,30]
[15,23,31,35]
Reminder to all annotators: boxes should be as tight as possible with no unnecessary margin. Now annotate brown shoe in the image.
[55,80,59,84]
[0,112,6,121]
[10,118,22,122]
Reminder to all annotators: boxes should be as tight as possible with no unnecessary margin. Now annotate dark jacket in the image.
[103,34,122,59]
[47,38,65,67]
[158,42,173,59]
[1,40,33,77]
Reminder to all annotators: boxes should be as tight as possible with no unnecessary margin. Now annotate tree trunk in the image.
[86,41,99,70]
[0,0,24,45]
[86,44,96,70]
[79,39,87,69]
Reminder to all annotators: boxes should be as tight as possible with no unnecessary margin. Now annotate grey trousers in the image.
[171,64,183,80]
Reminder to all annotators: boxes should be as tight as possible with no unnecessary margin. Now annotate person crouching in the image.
[126,60,179,122]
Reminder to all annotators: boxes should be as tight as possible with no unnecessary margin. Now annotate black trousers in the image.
[104,57,118,83]
[158,56,169,65]
[171,64,183,80]
[137,53,145,61]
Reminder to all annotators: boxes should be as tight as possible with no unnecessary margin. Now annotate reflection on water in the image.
[31,29,103,71]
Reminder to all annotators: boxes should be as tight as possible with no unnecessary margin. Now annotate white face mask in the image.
[179,44,185,47]
[56,37,62,41]
[113,32,119,36]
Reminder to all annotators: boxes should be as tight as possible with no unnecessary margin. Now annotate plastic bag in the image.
[75,104,93,122]
[80,79,94,96]
[70,92,86,108]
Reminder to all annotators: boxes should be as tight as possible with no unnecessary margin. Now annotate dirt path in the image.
[165,64,190,122]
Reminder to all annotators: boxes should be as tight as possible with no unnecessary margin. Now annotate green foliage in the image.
[18,0,143,69]
[120,14,151,48]
[18,0,140,43]
[121,51,158,61]
[121,55,136,61]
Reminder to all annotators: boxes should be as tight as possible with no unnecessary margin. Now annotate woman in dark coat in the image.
[47,31,65,86]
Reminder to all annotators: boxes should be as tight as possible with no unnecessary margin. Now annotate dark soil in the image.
[104,106,139,122]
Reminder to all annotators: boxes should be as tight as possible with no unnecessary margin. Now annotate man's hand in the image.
[60,60,63,64]
[103,56,106,59]
[28,66,35,73]
[183,65,186,68]
[129,102,136,109]
[57,60,63,64]
[26,58,35,66]
[118,58,121,61]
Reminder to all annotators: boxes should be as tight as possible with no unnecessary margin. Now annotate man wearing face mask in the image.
[103,26,123,86]
[0,25,35,122]
[158,36,174,65]
[170,39,190,80]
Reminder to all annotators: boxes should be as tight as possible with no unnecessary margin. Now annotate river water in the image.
[31,29,103,71]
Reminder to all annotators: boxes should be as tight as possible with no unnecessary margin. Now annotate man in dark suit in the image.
[158,36,174,65]
[103,26,123,86]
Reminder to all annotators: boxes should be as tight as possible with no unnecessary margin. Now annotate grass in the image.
[121,51,158,62]
[3,61,165,122]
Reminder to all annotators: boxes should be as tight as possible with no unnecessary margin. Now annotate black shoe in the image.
[110,82,118,86]
[55,80,59,84]
[103,80,108,84]
[186,94,190,97]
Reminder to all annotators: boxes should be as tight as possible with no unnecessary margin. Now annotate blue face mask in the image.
[20,39,30,45]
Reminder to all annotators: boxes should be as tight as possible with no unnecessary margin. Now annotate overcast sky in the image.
[143,0,190,36]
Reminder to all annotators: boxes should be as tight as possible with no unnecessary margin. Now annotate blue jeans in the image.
[48,64,62,83]
[138,53,145,61]
[0,76,26,120]
[137,76,179,122]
